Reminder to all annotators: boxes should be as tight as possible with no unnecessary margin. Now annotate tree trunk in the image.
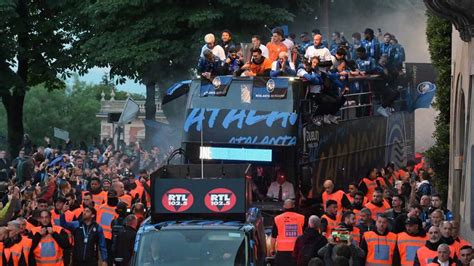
[144,81,156,148]
[2,94,25,158]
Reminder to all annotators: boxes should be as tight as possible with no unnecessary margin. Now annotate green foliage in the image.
[75,0,308,88]
[0,81,139,148]
[424,13,452,202]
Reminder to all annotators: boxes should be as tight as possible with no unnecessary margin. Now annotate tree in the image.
[425,14,451,202]
[74,0,308,147]
[0,0,82,156]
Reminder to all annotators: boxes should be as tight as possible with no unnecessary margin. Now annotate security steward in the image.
[394,216,428,266]
[322,180,351,217]
[364,188,390,220]
[321,200,341,238]
[271,199,305,266]
[4,220,30,266]
[60,205,108,266]
[97,190,119,265]
[360,213,397,265]
[414,225,444,266]
[30,210,71,266]
[338,211,361,246]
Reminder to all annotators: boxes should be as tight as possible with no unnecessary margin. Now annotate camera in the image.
[331,228,350,243]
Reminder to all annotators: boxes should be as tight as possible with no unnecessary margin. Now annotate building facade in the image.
[96,91,167,145]
[425,0,474,242]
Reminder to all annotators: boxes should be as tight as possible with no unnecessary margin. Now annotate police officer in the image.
[60,206,108,266]
[271,199,305,266]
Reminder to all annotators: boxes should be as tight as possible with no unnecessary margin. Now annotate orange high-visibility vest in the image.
[322,190,346,216]
[119,194,132,208]
[455,237,471,257]
[31,226,64,266]
[0,242,3,266]
[130,180,144,201]
[353,209,362,223]
[416,246,438,266]
[351,226,361,246]
[363,231,397,265]
[97,204,118,240]
[21,237,32,264]
[376,177,387,189]
[89,191,107,206]
[321,214,340,237]
[346,194,369,205]
[397,232,428,266]
[274,212,305,252]
[145,180,151,208]
[4,240,23,266]
[50,210,61,226]
[365,201,390,220]
[360,178,378,199]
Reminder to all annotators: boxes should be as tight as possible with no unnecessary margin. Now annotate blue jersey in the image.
[356,57,377,74]
[361,38,380,59]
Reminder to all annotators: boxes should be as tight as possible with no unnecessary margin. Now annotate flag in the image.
[118,98,140,125]
[162,80,191,105]
[53,127,69,141]
[200,76,232,97]
[411,81,436,111]
[251,77,288,99]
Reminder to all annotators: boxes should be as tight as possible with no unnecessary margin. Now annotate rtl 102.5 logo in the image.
[162,188,194,212]
[204,188,236,212]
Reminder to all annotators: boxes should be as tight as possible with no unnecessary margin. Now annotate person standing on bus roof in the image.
[271,199,305,266]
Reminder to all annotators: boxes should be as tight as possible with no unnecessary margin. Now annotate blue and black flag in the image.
[251,77,288,99]
[200,76,232,97]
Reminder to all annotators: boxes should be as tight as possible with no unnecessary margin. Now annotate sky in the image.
[68,66,145,95]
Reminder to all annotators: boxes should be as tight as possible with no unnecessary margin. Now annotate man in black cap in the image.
[394,216,427,265]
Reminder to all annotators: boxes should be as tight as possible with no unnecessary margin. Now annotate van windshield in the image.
[135,229,246,266]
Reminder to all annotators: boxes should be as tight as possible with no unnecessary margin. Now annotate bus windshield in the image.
[135,229,246,266]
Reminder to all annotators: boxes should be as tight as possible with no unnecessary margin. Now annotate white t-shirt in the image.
[304,45,333,62]
[266,181,295,201]
[200,44,226,60]
[259,44,269,59]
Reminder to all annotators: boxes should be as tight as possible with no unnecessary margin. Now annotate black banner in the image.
[251,77,288,99]
[153,178,246,215]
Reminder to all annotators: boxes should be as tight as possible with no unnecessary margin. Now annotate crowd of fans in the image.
[0,135,471,266]
[263,157,473,266]
[198,27,406,125]
[0,137,165,266]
